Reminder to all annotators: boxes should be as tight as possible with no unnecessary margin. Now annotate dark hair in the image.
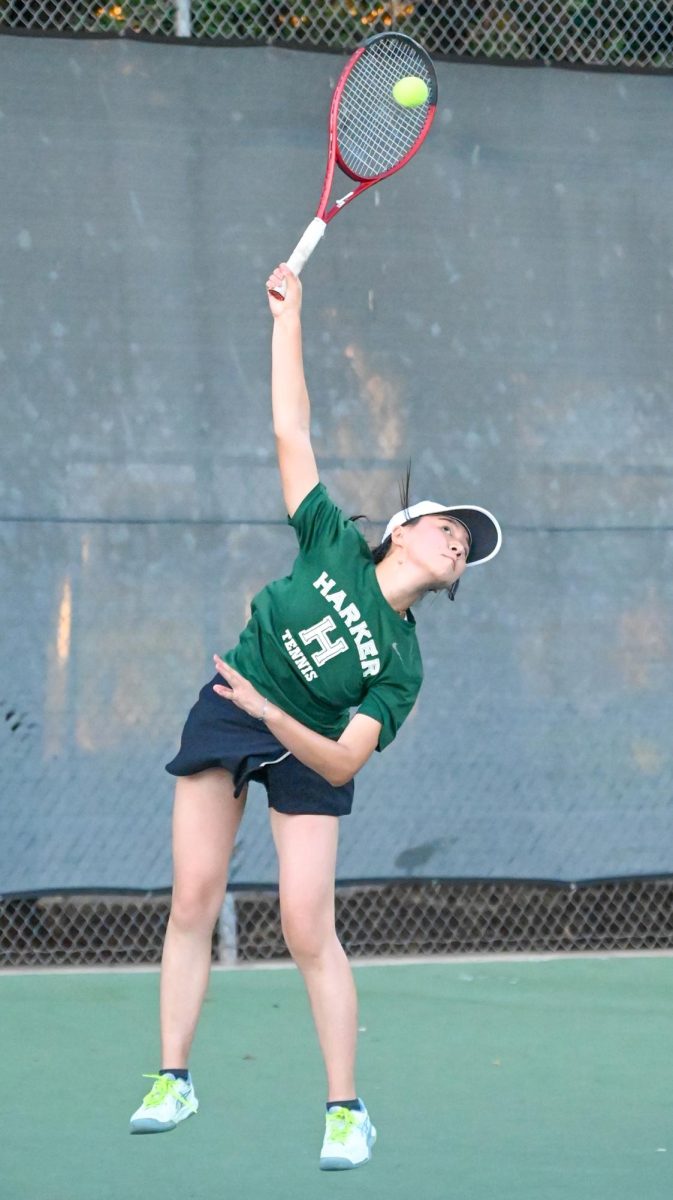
[351,461,418,563]
[350,463,460,601]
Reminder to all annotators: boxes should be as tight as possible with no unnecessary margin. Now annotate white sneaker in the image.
[319,1101,377,1170]
[129,1072,199,1133]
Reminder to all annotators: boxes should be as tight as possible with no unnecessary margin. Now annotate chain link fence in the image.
[1,0,672,69]
[3,879,673,968]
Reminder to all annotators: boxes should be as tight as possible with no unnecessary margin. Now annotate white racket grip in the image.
[287,217,327,276]
[270,218,327,299]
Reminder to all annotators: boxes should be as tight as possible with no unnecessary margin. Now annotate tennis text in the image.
[281,629,318,682]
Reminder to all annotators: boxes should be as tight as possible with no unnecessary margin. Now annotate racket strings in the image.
[339,50,429,175]
[337,37,434,180]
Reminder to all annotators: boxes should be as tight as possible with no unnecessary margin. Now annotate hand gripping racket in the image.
[269,31,437,300]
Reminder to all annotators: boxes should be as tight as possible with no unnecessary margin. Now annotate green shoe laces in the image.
[141,1073,196,1111]
[325,1107,360,1144]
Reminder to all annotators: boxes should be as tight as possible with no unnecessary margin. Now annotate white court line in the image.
[3,947,673,978]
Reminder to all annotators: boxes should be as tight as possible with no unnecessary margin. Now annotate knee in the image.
[170,880,224,933]
[280,904,336,966]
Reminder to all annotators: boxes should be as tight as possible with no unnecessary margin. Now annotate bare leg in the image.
[160,768,246,1068]
[270,811,357,1101]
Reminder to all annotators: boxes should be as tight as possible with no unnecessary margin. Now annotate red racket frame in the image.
[318,34,437,223]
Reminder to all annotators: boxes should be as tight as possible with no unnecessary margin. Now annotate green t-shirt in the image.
[225,482,423,751]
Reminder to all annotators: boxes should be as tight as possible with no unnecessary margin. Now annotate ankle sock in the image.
[326,1098,363,1113]
[159,1068,190,1081]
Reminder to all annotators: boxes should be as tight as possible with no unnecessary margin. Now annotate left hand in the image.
[213,654,267,720]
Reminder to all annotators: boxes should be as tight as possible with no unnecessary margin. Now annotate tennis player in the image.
[129,263,502,1169]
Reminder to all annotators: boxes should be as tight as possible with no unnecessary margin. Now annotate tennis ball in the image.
[392,75,429,109]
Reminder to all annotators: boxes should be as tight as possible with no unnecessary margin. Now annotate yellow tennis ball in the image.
[392,75,429,109]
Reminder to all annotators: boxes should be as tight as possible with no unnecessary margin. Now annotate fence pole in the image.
[175,0,191,38]
[217,892,238,964]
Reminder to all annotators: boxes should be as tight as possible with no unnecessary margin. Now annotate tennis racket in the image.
[269,31,437,300]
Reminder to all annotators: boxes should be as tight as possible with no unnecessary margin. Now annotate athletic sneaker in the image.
[319,1101,377,1170]
[129,1072,199,1134]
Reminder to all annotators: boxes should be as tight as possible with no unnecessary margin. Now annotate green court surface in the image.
[3,955,671,1200]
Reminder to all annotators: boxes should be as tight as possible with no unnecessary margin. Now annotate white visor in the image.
[381,501,502,566]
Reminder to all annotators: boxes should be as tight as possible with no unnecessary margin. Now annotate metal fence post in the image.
[175,0,191,38]
[217,892,238,964]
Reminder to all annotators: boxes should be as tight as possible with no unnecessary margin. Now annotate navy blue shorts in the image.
[165,675,354,817]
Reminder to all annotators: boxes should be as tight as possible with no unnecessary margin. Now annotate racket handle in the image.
[269,218,327,300]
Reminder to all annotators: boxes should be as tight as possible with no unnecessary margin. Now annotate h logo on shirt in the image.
[298,616,349,668]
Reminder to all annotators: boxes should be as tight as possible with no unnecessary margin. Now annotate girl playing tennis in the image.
[129,263,502,1169]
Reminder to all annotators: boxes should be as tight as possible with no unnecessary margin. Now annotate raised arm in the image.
[266,263,320,518]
